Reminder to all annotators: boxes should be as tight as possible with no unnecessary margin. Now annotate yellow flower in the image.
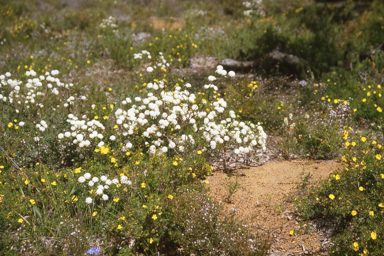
[361,137,366,142]
[18,218,23,223]
[362,98,366,102]
[329,194,335,200]
[335,175,340,180]
[377,107,383,112]
[205,180,209,184]
[289,230,294,236]
[94,116,98,119]
[113,198,120,202]
[51,181,57,186]
[118,216,126,221]
[141,183,146,188]
[100,146,110,154]
[8,122,13,128]
[24,179,30,185]
[353,157,357,162]
[126,152,131,156]
[192,173,196,178]
[345,142,350,147]
[168,194,173,200]
[173,161,178,166]
[359,186,364,191]
[370,211,374,216]
[197,150,202,155]
[103,116,108,120]
[149,238,153,244]
[353,242,359,251]
[75,167,82,173]
[72,196,78,202]
[142,204,147,208]
[110,104,114,109]
[111,157,116,163]
[41,179,45,183]
[152,214,157,220]
[376,154,382,160]
[351,210,357,216]
[371,232,377,240]
[30,199,36,205]
[381,174,384,179]
[379,203,384,208]
[92,211,97,217]
[117,224,122,230]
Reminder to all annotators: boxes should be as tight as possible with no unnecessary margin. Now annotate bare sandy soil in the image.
[207,160,343,256]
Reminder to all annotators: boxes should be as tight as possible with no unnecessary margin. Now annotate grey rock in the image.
[218,58,255,72]
[267,50,301,65]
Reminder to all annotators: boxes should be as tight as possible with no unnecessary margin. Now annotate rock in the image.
[189,55,218,71]
[264,50,306,78]
[218,58,255,72]
[267,50,301,65]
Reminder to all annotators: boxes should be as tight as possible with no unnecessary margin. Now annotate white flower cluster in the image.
[58,114,106,148]
[0,70,73,113]
[242,0,265,17]
[133,50,151,60]
[112,65,267,156]
[189,9,207,16]
[99,16,118,29]
[133,51,170,72]
[36,120,48,132]
[79,173,131,204]
[215,65,235,77]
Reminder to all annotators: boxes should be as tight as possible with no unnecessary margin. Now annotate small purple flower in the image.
[86,247,100,255]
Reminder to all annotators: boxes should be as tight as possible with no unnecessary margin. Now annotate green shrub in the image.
[296,130,384,255]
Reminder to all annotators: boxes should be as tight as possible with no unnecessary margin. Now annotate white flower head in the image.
[85,197,93,204]
[208,75,216,82]
[78,176,86,183]
[84,173,91,179]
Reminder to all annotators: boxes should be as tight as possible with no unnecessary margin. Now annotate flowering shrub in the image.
[0,50,267,254]
[296,130,384,255]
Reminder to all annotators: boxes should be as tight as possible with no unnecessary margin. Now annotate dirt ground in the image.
[207,160,343,256]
